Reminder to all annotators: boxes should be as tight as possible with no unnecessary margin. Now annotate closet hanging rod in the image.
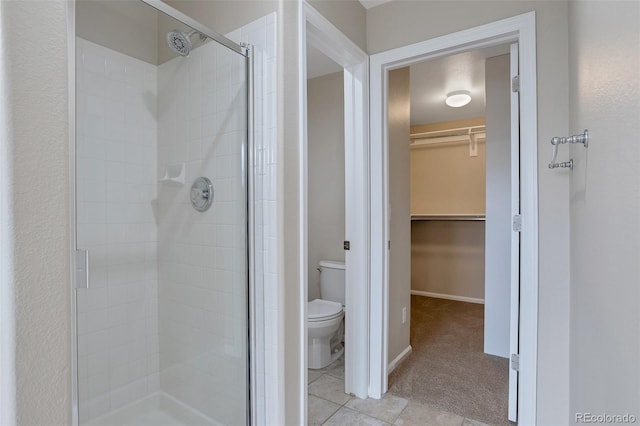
[411,214,486,221]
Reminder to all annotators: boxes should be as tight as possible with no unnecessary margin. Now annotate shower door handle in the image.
[75,249,89,289]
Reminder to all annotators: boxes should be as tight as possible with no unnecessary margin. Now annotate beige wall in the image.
[307,0,367,52]
[411,221,485,299]
[368,2,571,421]
[409,121,486,303]
[1,1,72,424]
[76,0,159,64]
[410,143,486,215]
[568,1,640,421]
[167,0,279,36]
[387,67,412,364]
[307,72,345,301]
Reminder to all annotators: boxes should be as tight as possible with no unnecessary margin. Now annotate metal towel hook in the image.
[548,129,589,170]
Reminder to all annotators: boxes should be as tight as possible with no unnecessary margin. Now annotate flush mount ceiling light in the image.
[445,90,472,108]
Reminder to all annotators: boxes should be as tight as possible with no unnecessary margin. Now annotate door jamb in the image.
[368,11,539,424]
[299,1,371,412]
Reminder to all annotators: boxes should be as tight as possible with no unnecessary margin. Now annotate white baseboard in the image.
[411,290,484,304]
[387,345,412,374]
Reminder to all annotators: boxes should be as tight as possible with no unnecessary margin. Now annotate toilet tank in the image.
[319,260,345,305]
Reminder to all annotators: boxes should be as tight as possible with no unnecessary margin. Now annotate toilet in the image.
[308,260,345,370]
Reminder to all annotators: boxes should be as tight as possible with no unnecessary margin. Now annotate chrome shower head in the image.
[166,29,204,57]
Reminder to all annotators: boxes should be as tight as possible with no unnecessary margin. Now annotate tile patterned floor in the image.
[308,357,491,426]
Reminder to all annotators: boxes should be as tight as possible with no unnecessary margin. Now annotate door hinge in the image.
[511,353,520,372]
[388,240,391,250]
[344,241,350,250]
[512,214,522,232]
[75,249,89,289]
[512,75,520,93]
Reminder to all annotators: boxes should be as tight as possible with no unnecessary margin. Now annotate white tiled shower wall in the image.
[155,38,248,425]
[76,38,160,423]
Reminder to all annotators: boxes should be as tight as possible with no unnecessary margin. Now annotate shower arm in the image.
[187,30,207,42]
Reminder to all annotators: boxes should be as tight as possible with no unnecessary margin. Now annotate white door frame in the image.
[368,11,539,424]
[508,41,521,422]
[299,1,370,406]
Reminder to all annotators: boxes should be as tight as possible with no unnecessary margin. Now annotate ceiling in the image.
[306,20,510,127]
[410,44,509,125]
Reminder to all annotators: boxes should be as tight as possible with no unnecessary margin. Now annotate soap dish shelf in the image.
[158,162,186,185]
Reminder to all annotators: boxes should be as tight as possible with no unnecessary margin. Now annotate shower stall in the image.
[73,0,251,424]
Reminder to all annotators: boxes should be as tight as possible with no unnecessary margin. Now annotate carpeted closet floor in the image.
[388,295,512,426]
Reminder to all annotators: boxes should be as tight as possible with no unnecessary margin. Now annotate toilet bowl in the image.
[308,299,344,369]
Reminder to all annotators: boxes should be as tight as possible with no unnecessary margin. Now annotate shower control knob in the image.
[191,187,206,200]
[190,177,214,212]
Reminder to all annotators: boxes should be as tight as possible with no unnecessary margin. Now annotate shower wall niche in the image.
[75,2,249,424]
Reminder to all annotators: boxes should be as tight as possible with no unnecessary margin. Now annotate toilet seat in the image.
[308,299,343,322]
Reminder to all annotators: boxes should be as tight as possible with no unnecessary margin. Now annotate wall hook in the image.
[548,129,589,170]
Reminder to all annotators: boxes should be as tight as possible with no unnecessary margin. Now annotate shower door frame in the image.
[67,1,256,424]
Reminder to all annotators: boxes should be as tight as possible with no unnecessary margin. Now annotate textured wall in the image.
[307,72,345,301]
[568,1,640,422]
[367,2,571,421]
[387,67,412,364]
[1,1,72,424]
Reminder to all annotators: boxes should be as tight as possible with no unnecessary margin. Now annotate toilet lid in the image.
[308,299,343,321]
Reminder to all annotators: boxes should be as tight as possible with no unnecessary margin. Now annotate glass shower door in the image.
[75,1,249,424]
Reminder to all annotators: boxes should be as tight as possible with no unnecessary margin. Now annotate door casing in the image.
[298,3,370,425]
[368,11,539,425]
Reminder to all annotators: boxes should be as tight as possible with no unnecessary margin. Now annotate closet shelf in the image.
[411,214,486,221]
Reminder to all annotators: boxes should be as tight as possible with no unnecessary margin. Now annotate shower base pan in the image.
[86,392,220,426]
